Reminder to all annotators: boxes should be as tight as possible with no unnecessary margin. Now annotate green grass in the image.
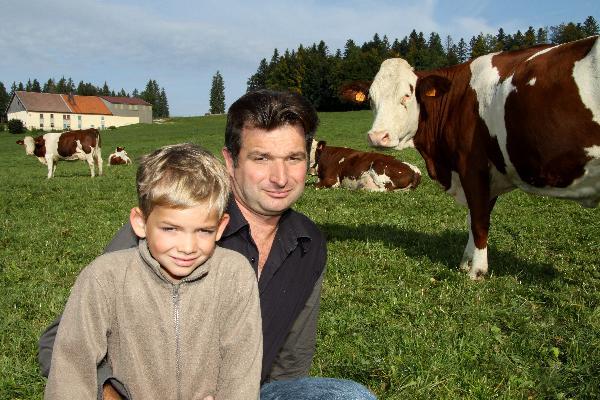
[1,112,599,399]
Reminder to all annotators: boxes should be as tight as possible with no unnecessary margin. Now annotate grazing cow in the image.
[108,147,132,165]
[16,128,102,178]
[310,140,421,191]
[342,36,600,279]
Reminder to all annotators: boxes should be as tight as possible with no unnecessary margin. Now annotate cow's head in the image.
[116,146,125,152]
[308,139,321,176]
[342,59,420,150]
[17,136,37,155]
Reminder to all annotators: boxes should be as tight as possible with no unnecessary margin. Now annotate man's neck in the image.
[234,198,282,276]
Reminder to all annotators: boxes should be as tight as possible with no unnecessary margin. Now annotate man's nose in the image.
[269,160,288,187]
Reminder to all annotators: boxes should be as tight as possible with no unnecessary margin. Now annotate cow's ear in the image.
[339,81,371,104]
[16,140,24,145]
[317,140,327,150]
[417,75,451,101]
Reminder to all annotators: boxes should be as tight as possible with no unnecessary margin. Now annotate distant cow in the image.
[108,147,132,165]
[342,36,600,279]
[16,128,102,178]
[310,140,421,191]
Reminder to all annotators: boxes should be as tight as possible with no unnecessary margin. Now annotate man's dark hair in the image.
[225,89,319,164]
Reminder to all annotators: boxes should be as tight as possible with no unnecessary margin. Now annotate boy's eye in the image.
[160,227,176,232]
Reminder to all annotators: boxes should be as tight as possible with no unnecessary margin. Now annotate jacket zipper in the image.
[172,284,181,400]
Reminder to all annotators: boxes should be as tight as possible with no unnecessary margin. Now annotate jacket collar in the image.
[138,239,210,284]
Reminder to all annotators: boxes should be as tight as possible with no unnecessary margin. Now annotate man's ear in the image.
[130,207,147,238]
[215,213,230,242]
[222,147,235,175]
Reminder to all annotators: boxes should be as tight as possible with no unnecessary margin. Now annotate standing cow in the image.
[108,147,132,165]
[16,128,103,178]
[343,36,600,279]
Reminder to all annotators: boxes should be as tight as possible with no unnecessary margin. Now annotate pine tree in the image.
[209,71,225,114]
[10,82,17,96]
[537,27,548,44]
[159,88,169,118]
[26,79,33,91]
[132,88,139,98]
[524,26,537,48]
[0,82,10,122]
[247,58,270,92]
[582,16,599,37]
[32,79,41,92]
[43,78,56,93]
[17,82,25,91]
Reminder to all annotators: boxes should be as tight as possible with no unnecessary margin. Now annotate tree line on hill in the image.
[246,16,599,111]
[0,78,169,123]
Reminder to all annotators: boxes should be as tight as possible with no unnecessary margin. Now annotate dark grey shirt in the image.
[38,199,327,384]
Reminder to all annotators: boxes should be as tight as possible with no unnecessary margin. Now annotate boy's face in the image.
[130,204,229,282]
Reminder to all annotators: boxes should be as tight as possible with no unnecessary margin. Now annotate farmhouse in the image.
[6,91,152,131]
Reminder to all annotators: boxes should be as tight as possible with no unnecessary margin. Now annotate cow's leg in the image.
[459,213,475,272]
[460,171,494,279]
[47,158,54,179]
[86,153,96,177]
[96,148,103,176]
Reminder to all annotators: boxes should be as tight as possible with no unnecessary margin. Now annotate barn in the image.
[5,91,152,131]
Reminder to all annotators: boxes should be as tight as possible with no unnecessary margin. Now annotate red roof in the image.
[100,96,151,106]
[62,94,112,115]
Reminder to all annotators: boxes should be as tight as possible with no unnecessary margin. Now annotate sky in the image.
[1,0,598,116]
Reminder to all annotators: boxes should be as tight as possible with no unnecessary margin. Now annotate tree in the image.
[582,16,599,37]
[209,71,225,114]
[43,78,56,93]
[523,26,537,48]
[0,82,10,122]
[159,88,169,118]
[470,33,489,58]
[247,58,270,92]
[31,79,41,92]
[537,27,548,44]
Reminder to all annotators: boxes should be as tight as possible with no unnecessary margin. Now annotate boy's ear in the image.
[215,213,230,242]
[130,207,147,238]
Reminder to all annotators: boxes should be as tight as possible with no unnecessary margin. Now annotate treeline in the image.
[0,78,169,122]
[247,16,599,111]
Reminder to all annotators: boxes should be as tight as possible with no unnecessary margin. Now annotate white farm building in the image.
[6,91,152,131]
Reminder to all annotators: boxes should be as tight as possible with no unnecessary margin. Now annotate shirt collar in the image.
[221,198,313,254]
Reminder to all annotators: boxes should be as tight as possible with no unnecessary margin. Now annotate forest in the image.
[246,16,599,111]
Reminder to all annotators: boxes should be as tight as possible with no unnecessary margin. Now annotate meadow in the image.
[1,111,598,399]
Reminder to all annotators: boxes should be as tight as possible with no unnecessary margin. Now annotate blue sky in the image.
[1,0,597,116]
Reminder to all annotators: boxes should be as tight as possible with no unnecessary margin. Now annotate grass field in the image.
[1,111,599,399]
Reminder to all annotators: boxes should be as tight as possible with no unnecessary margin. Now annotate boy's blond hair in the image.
[136,143,230,218]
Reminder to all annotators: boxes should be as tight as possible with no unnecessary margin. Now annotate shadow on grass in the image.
[319,222,558,283]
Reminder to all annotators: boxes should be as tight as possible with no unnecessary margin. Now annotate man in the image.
[39,90,376,399]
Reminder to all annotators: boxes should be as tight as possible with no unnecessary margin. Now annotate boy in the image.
[44,143,262,400]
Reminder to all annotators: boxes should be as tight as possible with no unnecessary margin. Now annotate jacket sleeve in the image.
[43,264,112,400]
[38,221,138,377]
[216,259,263,400]
[267,269,325,381]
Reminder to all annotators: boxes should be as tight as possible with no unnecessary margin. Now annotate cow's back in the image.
[57,129,100,158]
[472,36,600,206]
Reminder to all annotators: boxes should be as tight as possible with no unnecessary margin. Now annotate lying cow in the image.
[16,128,102,178]
[108,147,132,165]
[342,36,600,279]
[310,140,421,191]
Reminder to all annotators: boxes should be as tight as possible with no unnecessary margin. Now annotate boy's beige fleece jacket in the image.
[44,240,262,400]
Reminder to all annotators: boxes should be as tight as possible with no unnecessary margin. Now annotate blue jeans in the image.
[260,377,377,400]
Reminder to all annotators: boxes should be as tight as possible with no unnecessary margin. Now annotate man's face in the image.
[223,124,308,217]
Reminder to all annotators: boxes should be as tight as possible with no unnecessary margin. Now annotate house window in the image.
[63,115,71,129]
[78,115,82,129]
[101,116,105,129]
[39,114,44,128]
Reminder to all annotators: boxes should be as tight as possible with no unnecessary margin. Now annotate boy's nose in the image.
[178,235,196,254]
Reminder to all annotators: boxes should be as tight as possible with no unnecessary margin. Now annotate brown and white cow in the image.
[108,147,132,165]
[16,128,103,178]
[310,140,421,191]
[343,36,600,279]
